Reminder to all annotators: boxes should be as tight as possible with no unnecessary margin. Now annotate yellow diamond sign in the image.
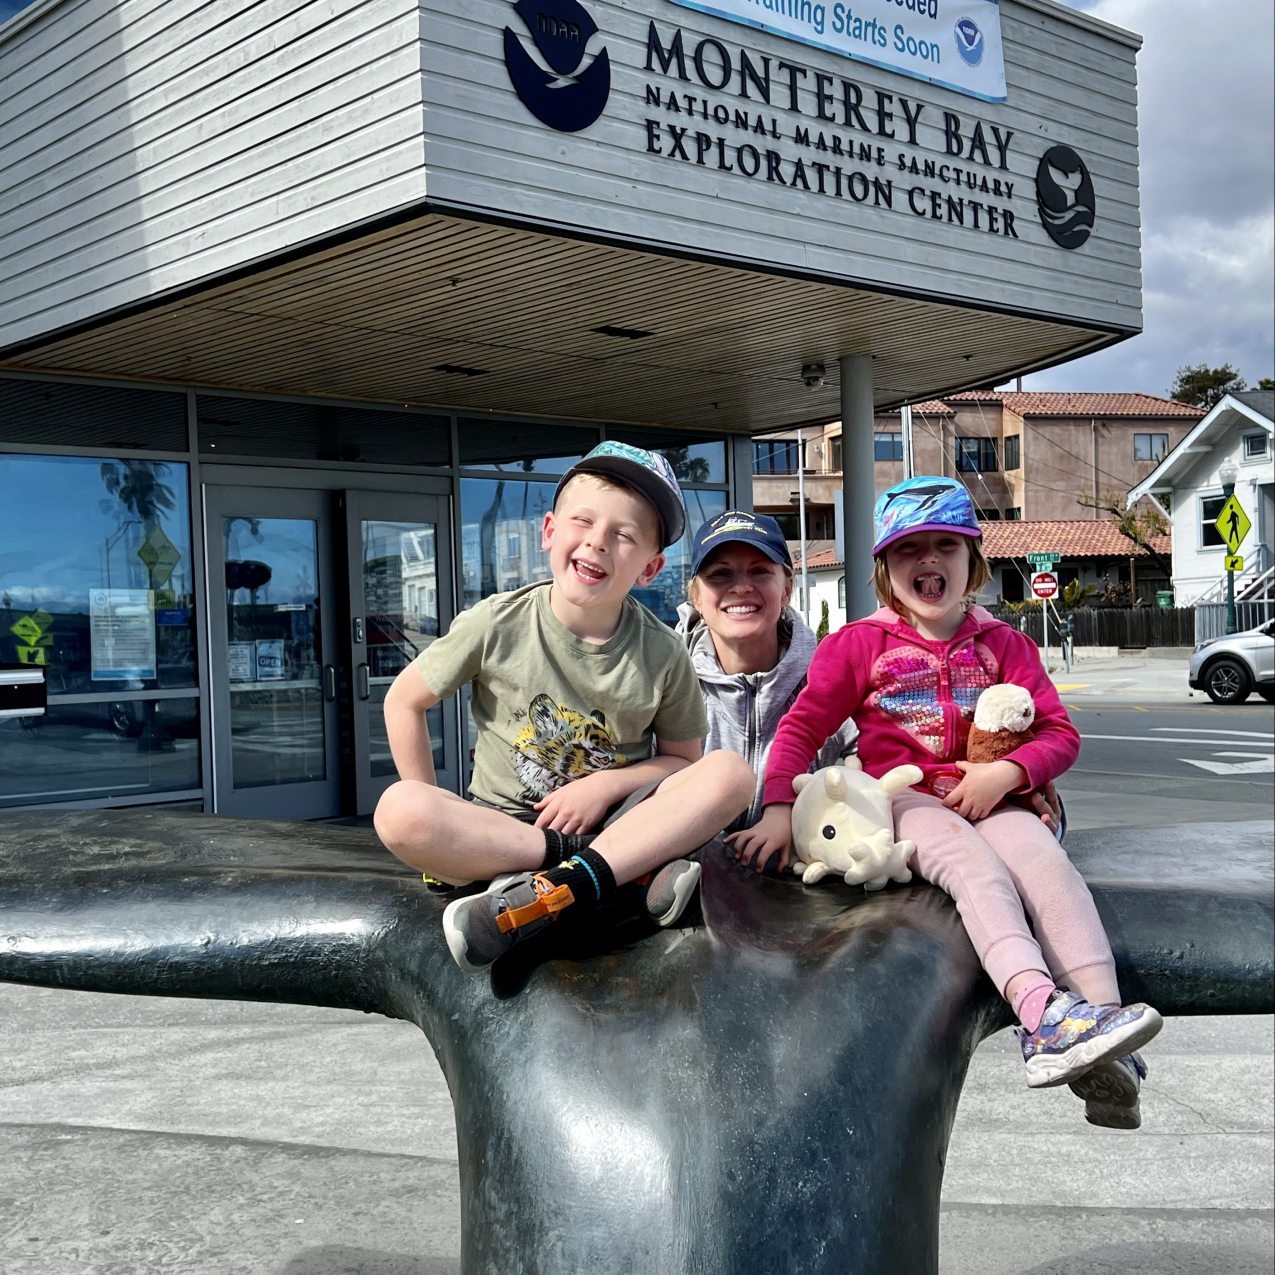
[137,525,181,587]
[1214,495,1251,554]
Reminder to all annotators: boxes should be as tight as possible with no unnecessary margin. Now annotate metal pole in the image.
[797,428,809,623]
[839,354,877,620]
[901,404,915,480]
[1042,593,1049,676]
[1222,474,1237,635]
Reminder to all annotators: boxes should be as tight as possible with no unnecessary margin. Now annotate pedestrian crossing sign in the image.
[1225,555,1244,572]
[1214,495,1251,553]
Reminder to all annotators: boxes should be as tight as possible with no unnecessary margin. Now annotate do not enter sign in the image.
[1031,571,1059,600]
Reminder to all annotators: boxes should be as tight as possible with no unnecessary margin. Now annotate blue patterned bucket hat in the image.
[555,441,686,548]
[872,476,981,556]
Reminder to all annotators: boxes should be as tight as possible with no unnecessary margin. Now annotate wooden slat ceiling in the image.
[3,212,1123,434]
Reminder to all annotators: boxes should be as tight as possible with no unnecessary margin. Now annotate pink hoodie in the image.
[763,606,1080,805]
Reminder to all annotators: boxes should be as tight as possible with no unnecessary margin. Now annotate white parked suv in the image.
[1188,619,1275,704]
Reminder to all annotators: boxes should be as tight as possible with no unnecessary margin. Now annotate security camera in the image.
[801,362,826,390]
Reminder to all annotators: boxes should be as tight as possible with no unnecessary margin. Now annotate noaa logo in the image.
[953,17,984,66]
[503,0,610,133]
[1036,145,1096,249]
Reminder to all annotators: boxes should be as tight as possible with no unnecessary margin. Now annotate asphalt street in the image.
[1056,699,1274,830]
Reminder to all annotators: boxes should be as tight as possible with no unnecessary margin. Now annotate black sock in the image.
[541,829,599,871]
[539,845,616,909]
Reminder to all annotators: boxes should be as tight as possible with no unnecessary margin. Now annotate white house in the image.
[1127,392,1274,606]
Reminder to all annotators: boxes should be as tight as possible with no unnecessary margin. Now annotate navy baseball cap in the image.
[690,511,793,575]
[555,441,686,549]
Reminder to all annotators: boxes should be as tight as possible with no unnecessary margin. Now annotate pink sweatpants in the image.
[893,790,1120,1005]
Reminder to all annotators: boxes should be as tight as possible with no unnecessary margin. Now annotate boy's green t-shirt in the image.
[415,583,708,814]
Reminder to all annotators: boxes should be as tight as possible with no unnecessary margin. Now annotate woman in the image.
[678,511,1061,872]
[676,511,854,866]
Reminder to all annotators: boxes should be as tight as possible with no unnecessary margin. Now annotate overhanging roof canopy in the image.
[1,210,1126,436]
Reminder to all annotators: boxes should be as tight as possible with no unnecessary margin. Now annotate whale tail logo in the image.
[504,0,610,133]
[1036,145,1096,249]
[954,17,984,66]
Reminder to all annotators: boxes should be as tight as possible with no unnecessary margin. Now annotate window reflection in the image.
[0,697,200,807]
[460,479,726,625]
[0,455,195,694]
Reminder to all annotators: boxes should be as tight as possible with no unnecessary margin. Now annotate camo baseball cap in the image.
[872,476,981,556]
[555,441,686,549]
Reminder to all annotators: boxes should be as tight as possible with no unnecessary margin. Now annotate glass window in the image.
[955,437,998,472]
[459,419,597,472]
[1133,433,1168,462]
[837,575,845,608]
[461,479,557,607]
[637,490,729,624]
[198,397,449,466]
[224,517,325,789]
[1003,506,1022,521]
[874,433,903,461]
[1201,495,1227,548]
[0,454,196,694]
[753,441,801,474]
[976,508,1001,521]
[362,519,445,778]
[829,435,842,472]
[0,377,187,451]
[1004,434,1021,470]
[1001,568,1024,602]
[0,696,200,808]
[1243,433,1268,460]
[608,429,727,484]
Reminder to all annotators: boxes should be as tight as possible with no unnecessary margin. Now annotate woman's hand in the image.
[1029,779,1063,836]
[724,803,793,875]
[533,772,619,834]
[942,759,1027,822]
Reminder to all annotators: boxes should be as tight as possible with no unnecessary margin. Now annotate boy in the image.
[375,442,755,973]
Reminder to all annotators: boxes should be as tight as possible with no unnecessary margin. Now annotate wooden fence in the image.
[993,606,1197,648]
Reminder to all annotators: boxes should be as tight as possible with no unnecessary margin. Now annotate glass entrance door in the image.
[343,490,458,813]
[205,485,341,818]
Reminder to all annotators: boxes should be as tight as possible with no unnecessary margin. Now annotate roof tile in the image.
[946,391,1204,418]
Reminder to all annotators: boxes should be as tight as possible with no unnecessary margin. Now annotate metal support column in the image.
[840,354,877,621]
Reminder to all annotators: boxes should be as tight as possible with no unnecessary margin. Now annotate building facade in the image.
[754,392,1202,537]
[1,0,1145,816]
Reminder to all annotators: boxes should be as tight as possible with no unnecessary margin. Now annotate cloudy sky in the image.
[2,0,1271,398]
[1025,0,1275,395]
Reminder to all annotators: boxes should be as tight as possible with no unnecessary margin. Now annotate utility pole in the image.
[901,404,915,480]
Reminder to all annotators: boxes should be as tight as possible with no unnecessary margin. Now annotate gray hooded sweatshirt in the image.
[676,604,857,831]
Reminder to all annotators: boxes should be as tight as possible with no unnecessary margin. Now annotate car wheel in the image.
[1204,658,1251,705]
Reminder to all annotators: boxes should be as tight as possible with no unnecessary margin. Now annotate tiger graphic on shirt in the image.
[512,693,629,801]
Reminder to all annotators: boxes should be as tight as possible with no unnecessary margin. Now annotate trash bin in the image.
[1156,590,1174,609]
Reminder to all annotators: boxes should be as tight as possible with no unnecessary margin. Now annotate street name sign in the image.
[1214,496,1251,554]
[1027,552,1061,567]
[1030,571,1059,600]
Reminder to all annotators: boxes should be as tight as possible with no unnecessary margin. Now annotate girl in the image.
[754,476,1161,1130]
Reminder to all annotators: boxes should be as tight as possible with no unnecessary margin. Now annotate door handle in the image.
[323,665,337,701]
[356,663,370,700]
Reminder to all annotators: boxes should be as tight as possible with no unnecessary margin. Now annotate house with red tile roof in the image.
[753,392,1204,551]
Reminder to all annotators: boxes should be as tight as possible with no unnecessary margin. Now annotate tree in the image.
[1077,489,1172,580]
[1169,363,1246,410]
[1259,377,1274,391]
[816,598,830,641]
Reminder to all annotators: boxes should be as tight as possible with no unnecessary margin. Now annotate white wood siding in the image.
[0,0,426,349]
[420,0,1141,334]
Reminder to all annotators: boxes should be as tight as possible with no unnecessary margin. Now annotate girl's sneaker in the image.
[1017,989,1162,1089]
[1069,1053,1148,1130]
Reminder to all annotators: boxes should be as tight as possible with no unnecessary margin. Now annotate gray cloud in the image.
[1024,0,1274,394]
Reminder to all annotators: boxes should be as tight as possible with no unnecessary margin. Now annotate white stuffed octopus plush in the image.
[790,759,924,890]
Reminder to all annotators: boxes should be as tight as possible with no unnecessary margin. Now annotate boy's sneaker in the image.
[626,859,701,928]
[1017,989,1162,1089]
[442,872,575,973]
[1069,1053,1148,1130]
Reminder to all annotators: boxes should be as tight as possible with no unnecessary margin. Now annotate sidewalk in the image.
[1046,653,1194,700]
